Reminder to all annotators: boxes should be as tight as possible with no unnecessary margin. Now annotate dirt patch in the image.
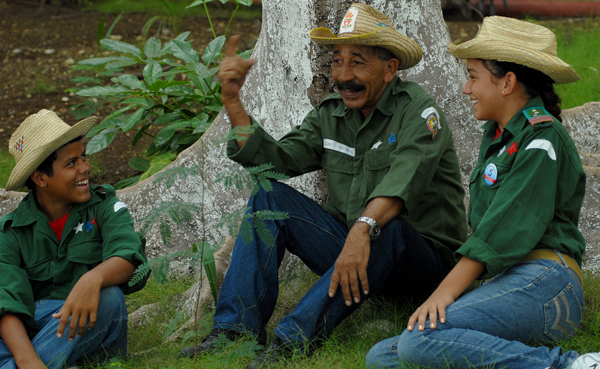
[0,0,476,186]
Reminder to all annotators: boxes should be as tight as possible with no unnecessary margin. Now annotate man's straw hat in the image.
[448,16,579,84]
[6,110,97,191]
[309,3,423,70]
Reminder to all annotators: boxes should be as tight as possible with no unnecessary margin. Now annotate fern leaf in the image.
[239,216,254,245]
[128,262,152,287]
[253,210,289,221]
[254,218,275,248]
[152,166,200,189]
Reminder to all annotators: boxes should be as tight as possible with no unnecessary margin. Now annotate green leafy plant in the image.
[68,0,254,189]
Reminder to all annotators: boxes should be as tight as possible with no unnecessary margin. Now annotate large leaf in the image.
[86,127,119,155]
[101,105,136,122]
[112,74,146,91]
[143,63,163,86]
[122,109,146,132]
[129,157,151,172]
[139,153,177,181]
[154,121,190,147]
[186,0,215,8]
[78,56,124,66]
[154,112,180,125]
[76,85,129,97]
[235,0,253,6]
[86,117,123,137]
[170,40,199,66]
[100,39,142,58]
[105,58,138,69]
[202,36,226,65]
[144,37,162,59]
[164,85,195,96]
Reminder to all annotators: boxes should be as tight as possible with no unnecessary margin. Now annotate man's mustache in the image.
[336,80,366,92]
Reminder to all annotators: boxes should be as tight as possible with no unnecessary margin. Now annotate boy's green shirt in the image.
[228,76,467,265]
[457,96,586,279]
[0,185,148,338]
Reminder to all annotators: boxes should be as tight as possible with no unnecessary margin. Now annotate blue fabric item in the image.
[0,286,128,369]
[213,181,450,350]
[365,259,583,369]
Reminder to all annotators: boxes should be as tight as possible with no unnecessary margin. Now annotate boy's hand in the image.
[53,272,102,340]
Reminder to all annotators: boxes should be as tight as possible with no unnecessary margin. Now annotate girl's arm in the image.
[407,257,485,331]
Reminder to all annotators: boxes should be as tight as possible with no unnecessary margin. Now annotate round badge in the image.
[483,163,498,186]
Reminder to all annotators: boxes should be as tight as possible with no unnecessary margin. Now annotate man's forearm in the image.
[223,98,252,149]
[359,196,404,228]
[83,256,136,288]
[0,314,45,368]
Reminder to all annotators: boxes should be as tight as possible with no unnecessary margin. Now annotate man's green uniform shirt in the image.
[228,76,467,264]
[0,185,148,338]
[457,96,586,279]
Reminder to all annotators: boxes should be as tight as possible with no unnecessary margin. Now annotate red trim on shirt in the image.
[494,127,502,141]
[49,213,70,241]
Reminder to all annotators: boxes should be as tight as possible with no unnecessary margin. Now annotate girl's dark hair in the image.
[481,59,563,122]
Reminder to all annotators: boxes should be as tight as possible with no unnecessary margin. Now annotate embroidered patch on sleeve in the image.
[114,201,128,212]
[525,139,556,161]
[523,107,553,125]
[339,8,359,34]
[421,107,441,139]
[323,138,356,157]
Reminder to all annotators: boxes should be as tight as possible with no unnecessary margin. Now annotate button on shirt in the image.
[227,76,467,265]
[457,96,586,279]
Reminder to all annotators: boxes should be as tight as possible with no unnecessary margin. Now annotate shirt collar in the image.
[12,188,103,227]
[482,95,546,136]
[332,76,402,118]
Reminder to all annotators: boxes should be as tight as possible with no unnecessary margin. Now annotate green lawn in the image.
[538,17,600,109]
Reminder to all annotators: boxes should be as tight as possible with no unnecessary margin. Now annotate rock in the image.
[64,58,75,65]
[12,49,21,54]
[44,49,55,55]
[109,34,123,41]
[61,97,69,102]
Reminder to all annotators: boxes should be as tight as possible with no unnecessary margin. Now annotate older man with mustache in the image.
[182,3,467,368]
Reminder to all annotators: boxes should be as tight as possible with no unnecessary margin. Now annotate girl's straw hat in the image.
[6,110,97,191]
[448,16,579,84]
[310,3,423,70]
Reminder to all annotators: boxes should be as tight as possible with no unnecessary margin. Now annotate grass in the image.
[537,17,600,109]
[0,149,14,189]
[86,268,600,369]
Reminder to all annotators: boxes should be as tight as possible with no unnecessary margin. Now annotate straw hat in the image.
[448,16,579,84]
[309,3,423,70]
[6,110,97,191]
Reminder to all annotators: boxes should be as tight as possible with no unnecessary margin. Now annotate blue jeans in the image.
[213,181,450,349]
[0,286,128,369]
[366,257,584,369]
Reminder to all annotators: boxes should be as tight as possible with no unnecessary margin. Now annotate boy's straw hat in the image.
[6,110,97,191]
[448,16,579,84]
[309,3,423,70]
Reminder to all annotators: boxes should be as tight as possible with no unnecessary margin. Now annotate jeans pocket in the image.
[543,282,583,341]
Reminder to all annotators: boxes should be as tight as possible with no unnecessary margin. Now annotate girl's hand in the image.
[407,289,455,331]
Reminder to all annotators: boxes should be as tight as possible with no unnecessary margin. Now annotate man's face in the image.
[39,140,91,206]
[331,45,398,117]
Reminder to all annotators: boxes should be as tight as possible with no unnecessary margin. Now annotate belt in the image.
[519,249,583,286]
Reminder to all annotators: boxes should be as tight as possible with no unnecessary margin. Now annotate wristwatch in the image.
[355,216,381,241]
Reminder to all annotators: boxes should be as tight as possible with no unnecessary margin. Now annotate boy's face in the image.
[41,140,91,205]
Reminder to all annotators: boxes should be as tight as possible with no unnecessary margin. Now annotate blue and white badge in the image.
[483,163,498,186]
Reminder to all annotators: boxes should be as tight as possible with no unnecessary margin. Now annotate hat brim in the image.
[448,39,580,84]
[310,27,423,70]
[5,116,97,191]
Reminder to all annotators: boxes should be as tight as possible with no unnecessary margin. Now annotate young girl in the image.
[366,16,596,369]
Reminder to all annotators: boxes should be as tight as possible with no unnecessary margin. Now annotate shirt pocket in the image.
[67,241,103,265]
[321,150,354,212]
[24,256,54,281]
[365,146,394,194]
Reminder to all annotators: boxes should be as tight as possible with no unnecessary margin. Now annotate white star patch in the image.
[372,141,382,149]
[73,222,83,234]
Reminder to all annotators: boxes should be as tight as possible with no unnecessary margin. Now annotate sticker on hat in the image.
[339,7,359,34]
[483,163,498,186]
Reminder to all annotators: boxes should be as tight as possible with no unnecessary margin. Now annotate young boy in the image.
[0,110,149,369]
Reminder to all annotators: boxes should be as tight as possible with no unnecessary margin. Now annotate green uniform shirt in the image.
[228,76,466,264]
[457,96,586,279]
[0,185,148,338]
